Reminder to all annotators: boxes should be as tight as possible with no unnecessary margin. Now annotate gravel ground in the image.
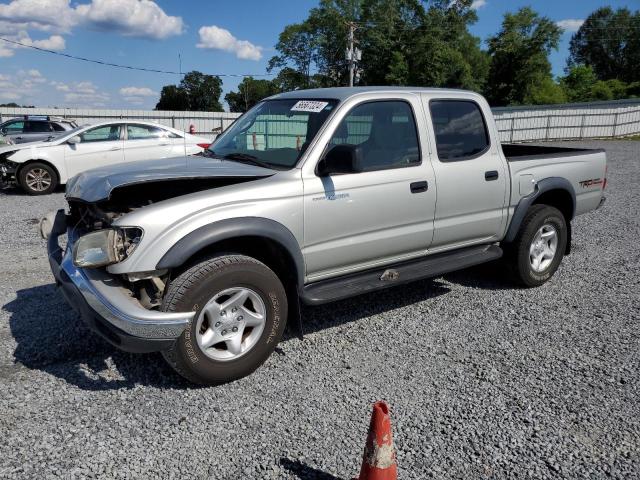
[0,140,638,479]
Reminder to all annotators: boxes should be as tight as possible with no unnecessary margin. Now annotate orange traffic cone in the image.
[354,401,398,480]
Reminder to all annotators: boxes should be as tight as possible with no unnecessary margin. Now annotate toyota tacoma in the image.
[41,87,607,385]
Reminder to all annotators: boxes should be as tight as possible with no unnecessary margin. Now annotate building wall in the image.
[3,98,640,144]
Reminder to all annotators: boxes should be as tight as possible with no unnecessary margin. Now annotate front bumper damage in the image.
[0,160,17,187]
[43,209,193,353]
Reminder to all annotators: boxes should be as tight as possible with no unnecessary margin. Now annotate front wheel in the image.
[18,162,58,195]
[161,254,288,385]
[506,204,567,287]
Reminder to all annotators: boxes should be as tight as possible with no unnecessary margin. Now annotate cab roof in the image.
[269,86,478,102]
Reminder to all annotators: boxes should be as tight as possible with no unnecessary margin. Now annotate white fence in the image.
[2,98,640,144]
[0,107,242,139]
[492,99,640,142]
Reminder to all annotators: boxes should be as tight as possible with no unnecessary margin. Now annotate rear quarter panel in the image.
[507,150,607,217]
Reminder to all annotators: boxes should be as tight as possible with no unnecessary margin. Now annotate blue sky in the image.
[0,0,636,110]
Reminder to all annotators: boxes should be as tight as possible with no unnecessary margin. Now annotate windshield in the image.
[209,98,338,170]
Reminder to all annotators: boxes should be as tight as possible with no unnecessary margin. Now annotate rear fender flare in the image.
[505,177,576,243]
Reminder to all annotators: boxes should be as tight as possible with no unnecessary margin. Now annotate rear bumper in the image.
[45,210,193,353]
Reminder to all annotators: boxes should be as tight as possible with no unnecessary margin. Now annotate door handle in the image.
[410,181,428,193]
[109,146,122,151]
[485,170,499,181]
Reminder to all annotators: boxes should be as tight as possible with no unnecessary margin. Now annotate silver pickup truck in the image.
[41,87,607,385]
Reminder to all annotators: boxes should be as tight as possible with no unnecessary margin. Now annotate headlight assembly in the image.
[73,227,143,268]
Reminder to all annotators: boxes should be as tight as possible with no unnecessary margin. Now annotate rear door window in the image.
[429,100,489,161]
[127,124,167,140]
[25,121,52,133]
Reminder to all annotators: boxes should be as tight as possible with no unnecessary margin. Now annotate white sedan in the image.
[0,120,212,195]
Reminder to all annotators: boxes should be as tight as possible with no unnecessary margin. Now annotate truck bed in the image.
[502,143,605,162]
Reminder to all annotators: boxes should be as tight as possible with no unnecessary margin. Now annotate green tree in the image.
[225,77,280,113]
[156,71,223,111]
[560,64,598,102]
[568,7,640,83]
[267,0,487,91]
[524,77,566,105]
[485,7,562,106]
[560,65,630,102]
[155,85,189,110]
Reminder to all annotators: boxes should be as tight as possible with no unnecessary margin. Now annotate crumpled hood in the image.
[65,155,276,202]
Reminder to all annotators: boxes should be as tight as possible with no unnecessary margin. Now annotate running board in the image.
[301,244,503,305]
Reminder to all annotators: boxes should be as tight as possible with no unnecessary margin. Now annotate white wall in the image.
[0,107,242,139]
[492,99,640,142]
[3,98,640,143]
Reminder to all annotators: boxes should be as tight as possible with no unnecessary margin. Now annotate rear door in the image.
[302,95,437,281]
[422,96,508,251]
[124,123,176,163]
[65,124,125,178]
[22,121,55,143]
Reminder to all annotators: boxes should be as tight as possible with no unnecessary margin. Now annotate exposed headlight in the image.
[73,227,143,268]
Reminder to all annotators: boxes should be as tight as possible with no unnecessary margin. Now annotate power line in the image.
[0,37,275,78]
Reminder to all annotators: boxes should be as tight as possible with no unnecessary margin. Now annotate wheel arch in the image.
[157,217,305,287]
[17,159,62,185]
[505,177,575,253]
[157,218,305,337]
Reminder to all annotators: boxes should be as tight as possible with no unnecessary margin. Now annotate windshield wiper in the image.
[220,152,274,170]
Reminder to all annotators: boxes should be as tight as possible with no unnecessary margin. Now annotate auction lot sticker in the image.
[291,100,329,113]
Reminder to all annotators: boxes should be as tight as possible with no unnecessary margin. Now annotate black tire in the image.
[506,204,567,287]
[18,162,58,195]
[161,254,288,385]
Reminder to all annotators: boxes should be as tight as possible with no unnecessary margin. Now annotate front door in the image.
[302,98,437,281]
[65,124,125,178]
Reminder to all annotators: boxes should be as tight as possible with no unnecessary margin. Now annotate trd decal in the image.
[579,178,603,188]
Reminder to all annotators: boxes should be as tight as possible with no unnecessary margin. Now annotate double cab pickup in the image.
[41,87,607,384]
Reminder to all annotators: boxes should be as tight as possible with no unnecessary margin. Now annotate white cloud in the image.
[197,25,263,61]
[471,0,487,10]
[64,82,110,106]
[119,86,155,97]
[556,19,584,33]
[0,91,22,101]
[0,31,66,57]
[76,0,183,39]
[0,0,183,40]
[0,0,77,32]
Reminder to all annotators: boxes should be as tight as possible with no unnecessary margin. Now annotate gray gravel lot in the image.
[0,140,639,479]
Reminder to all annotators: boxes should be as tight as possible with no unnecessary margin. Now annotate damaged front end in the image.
[0,150,19,187]
[43,157,276,351]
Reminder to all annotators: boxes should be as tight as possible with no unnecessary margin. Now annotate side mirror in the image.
[317,144,362,176]
[67,135,81,145]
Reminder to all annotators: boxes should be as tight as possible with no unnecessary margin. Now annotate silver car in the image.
[0,115,77,144]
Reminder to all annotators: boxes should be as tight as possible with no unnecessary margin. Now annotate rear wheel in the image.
[507,204,567,287]
[18,162,58,195]
[161,254,288,385]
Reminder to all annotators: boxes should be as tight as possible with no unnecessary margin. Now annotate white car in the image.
[0,120,212,195]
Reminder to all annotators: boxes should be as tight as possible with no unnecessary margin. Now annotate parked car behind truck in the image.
[0,115,77,144]
[41,87,607,385]
[0,120,212,194]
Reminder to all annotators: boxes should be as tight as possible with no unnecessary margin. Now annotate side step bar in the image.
[301,244,503,306]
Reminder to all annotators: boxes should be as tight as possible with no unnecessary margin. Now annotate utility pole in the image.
[347,22,356,87]
[346,22,361,87]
